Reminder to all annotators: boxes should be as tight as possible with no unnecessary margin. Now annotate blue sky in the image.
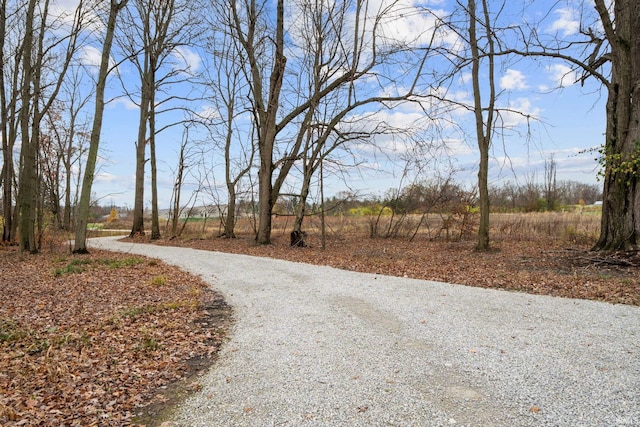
[81,0,606,209]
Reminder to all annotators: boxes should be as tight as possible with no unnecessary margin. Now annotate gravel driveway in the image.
[89,236,640,426]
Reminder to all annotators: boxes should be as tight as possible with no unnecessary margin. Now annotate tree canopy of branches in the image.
[4,0,640,256]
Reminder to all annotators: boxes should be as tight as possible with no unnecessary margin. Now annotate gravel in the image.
[89,236,640,427]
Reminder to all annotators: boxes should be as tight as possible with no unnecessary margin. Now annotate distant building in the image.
[159,205,227,220]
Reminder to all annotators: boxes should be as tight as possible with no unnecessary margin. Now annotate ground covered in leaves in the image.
[0,246,230,427]
[157,231,640,306]
[3,221,638,426]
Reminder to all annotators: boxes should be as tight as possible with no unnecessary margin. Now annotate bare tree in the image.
[498,1,639,250]
[0,0,24,242]
[227,0,285,244]
[167,123,202,238]
[40,107,65,228]
[39,69,92,231]
[17,0,86,252]
[544,155,558,211]
[119,0,201,240]
[74,0,129,254]
[202,3,255,238]
[467,0,496,250]
[228,0,430,244]
[592,0,640,250]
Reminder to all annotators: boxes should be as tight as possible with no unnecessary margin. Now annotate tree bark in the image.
[130,76,150,237]
[128,0,180,239]
[170,134,185,237]
[74,0,128,253]
[593,0,640,251]
[0,0,14,243]
[149,68,160,240]
[293,172,311,233]
[17,0,37,253]
[468,0,496,251]
[255,0,286,245]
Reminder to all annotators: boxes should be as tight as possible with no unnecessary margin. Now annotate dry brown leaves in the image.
[158,231,640,306]
[3,226,638,426]
[0,246,230,427]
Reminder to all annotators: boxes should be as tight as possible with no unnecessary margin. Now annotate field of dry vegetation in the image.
[1,210,639,426]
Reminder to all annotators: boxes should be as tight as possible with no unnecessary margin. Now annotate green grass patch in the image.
[150,275,167,286]
[53,258,93,276]
[120,306,146,318]
[137,333,160,353]
[0,318,29,343]
[100,257,143,269]
[53,257,143,276]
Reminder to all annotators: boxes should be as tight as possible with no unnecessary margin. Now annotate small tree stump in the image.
[290,230,307,247]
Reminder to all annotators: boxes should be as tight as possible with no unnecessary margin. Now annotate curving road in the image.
[89,236,640,427]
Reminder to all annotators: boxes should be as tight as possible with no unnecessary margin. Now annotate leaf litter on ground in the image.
[0,246,230,427]
[3,229,639,426]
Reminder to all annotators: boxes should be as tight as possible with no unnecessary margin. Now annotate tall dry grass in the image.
[170,210,601,246]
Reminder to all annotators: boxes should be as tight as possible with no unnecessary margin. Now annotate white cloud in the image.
[48,0,88,29]
[443,138,474,157]
[110,97,139,111]
[346,108,425,156]
[78,45,118,75]
[287,0,461,62]
[459,72,472,86]
[94,171,119,184]
[79,46,102,68]
[191,105,221,122]
[498,97,541,128]
[549,8,580,36]
[374,1,460,49]
[500,69,528,91]
[488,147,600,184]
[49,0,104,35]
[171,46,202,74]
[548,64,579,87]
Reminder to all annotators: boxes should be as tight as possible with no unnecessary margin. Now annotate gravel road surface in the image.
[89,236,640,426]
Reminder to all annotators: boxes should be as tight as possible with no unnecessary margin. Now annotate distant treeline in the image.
[318,179,602,216]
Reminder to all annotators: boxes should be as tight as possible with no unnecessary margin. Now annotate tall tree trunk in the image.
[17,0,37,253]
[256,145,274,243]
[63,152,73,230]
[224,192,236,238]
[130,88,149,237]
[0,0,13,243]
[293,178,311,233]
[150,134,160,239]
[170,137,185,237]
[469,0,496,251]
[20,0,80,251]
[223,111,239,239]
[62,97,79,231]
[255,0,285,244]
[149,70,160,240]
[74,0,128,253]
[593,0,640,251]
